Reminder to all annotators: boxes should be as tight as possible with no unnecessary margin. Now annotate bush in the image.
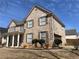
[38,39,45,48]
[32,39,38,48]
[54,39,62,47]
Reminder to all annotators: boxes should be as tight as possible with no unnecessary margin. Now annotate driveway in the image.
[0,48,79,59]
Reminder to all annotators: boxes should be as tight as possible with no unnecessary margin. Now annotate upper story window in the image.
[12,27,16,32]
[20,26,24,32]
[39,16,47,26]
[27,20,33,28]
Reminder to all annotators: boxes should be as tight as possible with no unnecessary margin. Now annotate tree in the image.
[54,39,62,47]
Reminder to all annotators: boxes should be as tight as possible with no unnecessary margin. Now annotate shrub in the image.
[38,39,45,48]
[54,39,62,47]
[32,39,38,48]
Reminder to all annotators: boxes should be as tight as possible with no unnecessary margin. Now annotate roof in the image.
[9,5,65,27]
[65,29,77,35]
[24,5,65,27]
[8,20,25,28]
[13,20,25,26]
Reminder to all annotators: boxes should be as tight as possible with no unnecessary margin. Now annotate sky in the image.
[0,0,79,31]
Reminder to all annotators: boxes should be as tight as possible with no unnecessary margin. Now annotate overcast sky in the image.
[0,0,79,31]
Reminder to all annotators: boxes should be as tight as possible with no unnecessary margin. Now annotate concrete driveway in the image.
[0,48,79,59]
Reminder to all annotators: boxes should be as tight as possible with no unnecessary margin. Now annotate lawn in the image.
[0,48,79,59]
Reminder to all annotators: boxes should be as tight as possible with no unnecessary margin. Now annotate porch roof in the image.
[2,31,24,37]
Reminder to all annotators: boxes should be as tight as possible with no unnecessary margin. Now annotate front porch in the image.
[6,32,24,48]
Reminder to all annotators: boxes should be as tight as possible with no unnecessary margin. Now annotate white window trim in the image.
[27,20,33,28]
[39,16,47,26]
[27,33,33,43]
[39,32,47,40]
[11,27,16,32]
[20,26,24,32]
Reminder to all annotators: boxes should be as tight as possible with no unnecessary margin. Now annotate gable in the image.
[9,21,16,28]
[24,5,65,27]
[26,7,48,21]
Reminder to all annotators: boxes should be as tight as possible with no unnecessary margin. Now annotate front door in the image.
[14,35,17,46]
[8,35,12,47]
[19,34,23,46]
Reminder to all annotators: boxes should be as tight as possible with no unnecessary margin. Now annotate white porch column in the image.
[17,34,20,47]
[2,37,4,44]
[12,35,14,47]
[6,36,9,47]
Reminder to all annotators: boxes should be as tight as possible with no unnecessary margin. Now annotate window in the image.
[39,16,47,26]
[27,33,33,43]
[39,32,47,40]
[12,27,16,32]
[20,26,24,32]
[27,20,33,28]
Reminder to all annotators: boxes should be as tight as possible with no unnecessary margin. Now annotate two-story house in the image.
[5,5,66,48]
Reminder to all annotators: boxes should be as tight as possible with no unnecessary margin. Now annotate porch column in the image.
[12,35,14,47]
[17,34,20,47]
[6,36,9,47]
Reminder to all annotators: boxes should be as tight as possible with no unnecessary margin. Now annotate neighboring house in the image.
[65,29,78,48]
[5,5,65,48]
[65,29,77,39]
[0,27,7,45]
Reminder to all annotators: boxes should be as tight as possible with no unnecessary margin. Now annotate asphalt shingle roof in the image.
[10,5,65,27]
[13,20,25,26]
[24,5,65,27]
